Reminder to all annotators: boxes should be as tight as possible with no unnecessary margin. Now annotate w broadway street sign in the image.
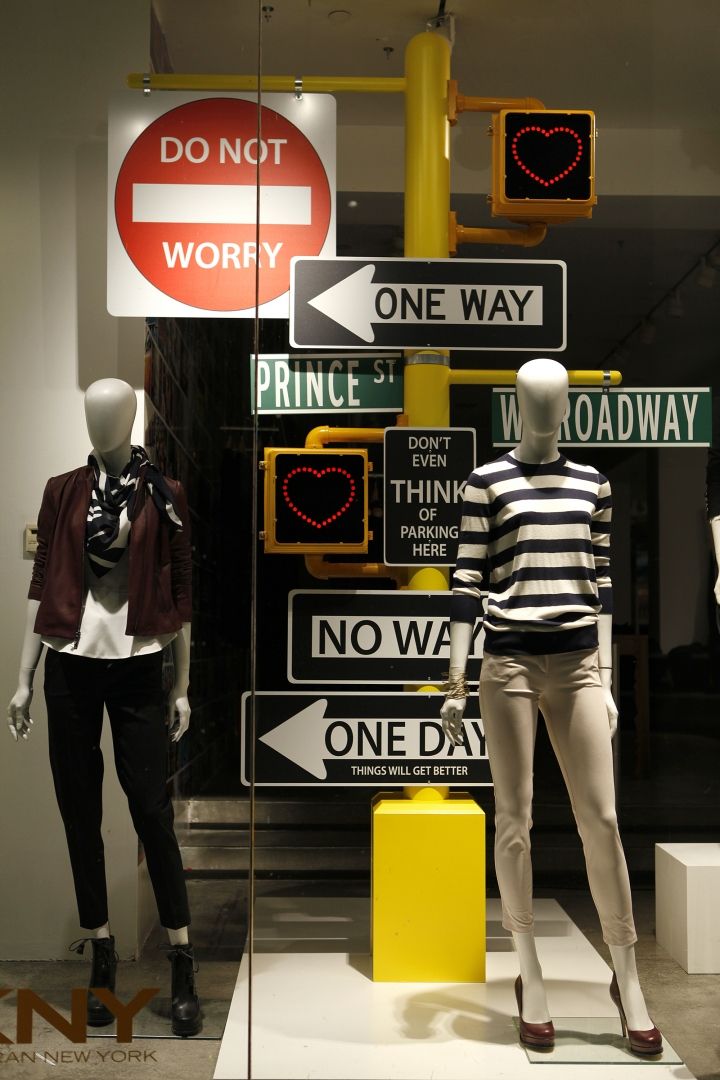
[288,589,485,684]
[241,692,491,787]
[290,257,566,350]
[493,387,711,447]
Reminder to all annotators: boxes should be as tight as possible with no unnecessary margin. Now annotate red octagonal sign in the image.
[108,92,335,317]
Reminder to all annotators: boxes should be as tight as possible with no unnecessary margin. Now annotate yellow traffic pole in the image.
[403,30,451,594]
[372,29,486,985]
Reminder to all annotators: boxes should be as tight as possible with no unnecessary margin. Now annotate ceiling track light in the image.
[697,257,717,288]
[707,244,720,270]
[639,319,656,345]
[667,289,684,318]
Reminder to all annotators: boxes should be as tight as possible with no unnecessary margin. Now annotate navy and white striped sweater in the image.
[451,451,612,655]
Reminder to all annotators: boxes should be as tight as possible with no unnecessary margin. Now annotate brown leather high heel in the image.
[514,975,555,1048]
[609,973,663,1056]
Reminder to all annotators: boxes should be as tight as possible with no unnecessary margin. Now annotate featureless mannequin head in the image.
[512,358,569,463]
[84,379,136,472]
[516,358,569,437]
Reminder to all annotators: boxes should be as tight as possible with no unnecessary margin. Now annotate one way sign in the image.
[290,257,566,350]
[241,691,491,787]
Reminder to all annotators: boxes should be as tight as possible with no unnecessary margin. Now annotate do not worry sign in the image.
[107,91,335,317]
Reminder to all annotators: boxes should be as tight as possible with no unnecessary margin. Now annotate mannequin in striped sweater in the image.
[441,359,661,1054]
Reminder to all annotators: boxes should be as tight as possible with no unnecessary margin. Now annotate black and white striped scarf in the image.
[86,445,182,578]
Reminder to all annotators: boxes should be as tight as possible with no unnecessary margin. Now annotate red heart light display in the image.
[282,465,356,529]
[511,125,584,188]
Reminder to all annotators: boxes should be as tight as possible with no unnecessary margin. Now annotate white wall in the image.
[0,0,148,958]
[337,116,720,195]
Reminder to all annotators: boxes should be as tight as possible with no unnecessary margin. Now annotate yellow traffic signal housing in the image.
[262,448,369,555]
[492,109,596,223]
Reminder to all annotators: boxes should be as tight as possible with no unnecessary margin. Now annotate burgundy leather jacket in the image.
[29,465,192,641]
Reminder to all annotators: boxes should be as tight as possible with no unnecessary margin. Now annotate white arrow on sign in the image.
[307,265,543,344]
[259,698,484,780]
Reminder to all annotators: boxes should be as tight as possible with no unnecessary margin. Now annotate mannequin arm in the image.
[711,516,720,603]
[598,612,618,737]
[440,620,474,746]
[7,599,43,741]
[168,621,191,743]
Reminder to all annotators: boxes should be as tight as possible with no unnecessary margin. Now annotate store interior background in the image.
[0,0,718,1075]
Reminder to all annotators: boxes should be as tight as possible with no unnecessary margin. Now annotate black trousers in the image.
[44,648,191,931]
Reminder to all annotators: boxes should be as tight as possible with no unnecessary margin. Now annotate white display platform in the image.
[214,897,691,1080]
[656,842,720,973]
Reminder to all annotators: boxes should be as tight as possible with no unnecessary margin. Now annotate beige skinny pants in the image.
[479,648,637,947]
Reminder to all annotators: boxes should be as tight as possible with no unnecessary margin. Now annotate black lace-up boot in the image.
[69,935,118,1026]
[166,942,201,1037]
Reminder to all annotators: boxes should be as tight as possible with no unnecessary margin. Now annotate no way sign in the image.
[241,691,491,787]
[108,91,335,317]
[288,589,486,685]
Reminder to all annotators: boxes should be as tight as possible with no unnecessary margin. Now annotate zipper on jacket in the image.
[71,535,85,650]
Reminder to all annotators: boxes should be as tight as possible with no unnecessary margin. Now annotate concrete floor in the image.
[0,883,717,1080]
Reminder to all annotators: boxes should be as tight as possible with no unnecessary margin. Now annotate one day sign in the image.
[108,91,335,317]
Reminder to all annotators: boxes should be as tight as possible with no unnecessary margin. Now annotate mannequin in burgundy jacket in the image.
[7,379,191,948]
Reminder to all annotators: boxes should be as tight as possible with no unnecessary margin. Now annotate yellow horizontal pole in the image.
[567,370,623,386]
[304,426,385,449]
[127,73,405,94]
[457,93,544,113]
[448,369,622,386]
[449,214,547,252]
[447,82,545,124]
[457,223,547,248]
[305,555,404,584]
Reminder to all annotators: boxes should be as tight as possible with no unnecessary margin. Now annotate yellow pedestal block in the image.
[372,792,486,982]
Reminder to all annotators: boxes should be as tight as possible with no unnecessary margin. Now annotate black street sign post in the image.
[384,427,476,566]
[288,589,485,685]
[241,691,491,787]
[290,256,566,350]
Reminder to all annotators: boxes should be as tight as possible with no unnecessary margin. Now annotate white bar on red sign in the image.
[132,183,312,225]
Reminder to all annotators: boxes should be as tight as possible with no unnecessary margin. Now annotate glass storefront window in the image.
[2,2,718,1078]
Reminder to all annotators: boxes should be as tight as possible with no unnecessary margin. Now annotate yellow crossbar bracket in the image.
[447,80,544,124]
[304,555,403,584]
[449,212,547,252]
[127,73,405,94]
[448,369,622,387]
[304,426,385,450]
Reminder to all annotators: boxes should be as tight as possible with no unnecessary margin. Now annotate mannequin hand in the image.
[440,697,467,746]
[7,688,34,741]
[168,691,190,742]
[603,687,618,737]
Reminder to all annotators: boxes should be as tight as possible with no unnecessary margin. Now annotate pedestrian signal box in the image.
[262,448,369,555]
[492,109,596,222]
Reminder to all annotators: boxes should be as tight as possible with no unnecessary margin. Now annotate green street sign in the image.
[492,387,711,447]
[251,353,403,414]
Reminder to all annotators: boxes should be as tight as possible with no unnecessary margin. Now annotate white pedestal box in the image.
[655,842,720,973]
